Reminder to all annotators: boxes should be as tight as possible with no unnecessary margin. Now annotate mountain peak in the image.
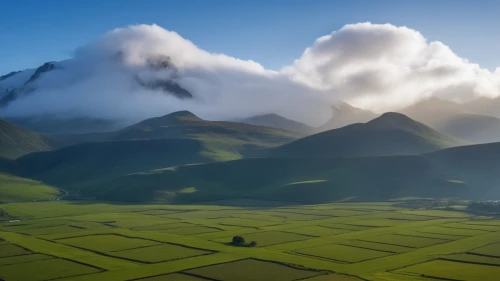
[368,112,422,130]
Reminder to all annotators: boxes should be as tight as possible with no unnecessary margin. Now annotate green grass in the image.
[394,259,500,281]
[184,258,327,281]
[418,226,488,237]
[469,242,500,257]
[135,273,211,280]
[0,258,101,281]
[163,226,222,235]
[109,244,213,263]
[58,234,160,252]
[295,244,393,263]
[443,253,500,266]
[283,226,351,237]
[0,242,31,257]
[339,240,413,253]
[134,222,195,231]
[0,253,53,266]
[19,225,84,236]
[360,234,449,248]
[301,274,365,281]
[0,173,61,203]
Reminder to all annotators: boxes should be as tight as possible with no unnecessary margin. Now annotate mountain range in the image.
[3,107,500,203]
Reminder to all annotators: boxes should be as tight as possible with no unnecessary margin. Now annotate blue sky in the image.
[1,0,499,74]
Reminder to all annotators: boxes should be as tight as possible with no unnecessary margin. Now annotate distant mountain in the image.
[13,111,302,190]
[462,97,500,117]
[111,110,302,148]
[401,97,500,143]
[272,112,463,158]
[316,102,377,132]
[6,115,122,134]
[0,56,193,109]
[240,113,313,134]
[0,119,53,159]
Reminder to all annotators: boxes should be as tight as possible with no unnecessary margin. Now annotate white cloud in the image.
[285,22,500,112]
[2,22,500,126]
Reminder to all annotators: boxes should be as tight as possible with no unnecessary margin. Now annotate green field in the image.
[0,173,61,203]
[0,201,499,281]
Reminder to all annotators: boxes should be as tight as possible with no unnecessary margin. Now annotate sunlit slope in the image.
[0,119,53,159]
[15,138,235,190]
[93,156,470,203]
[272,112,464,158]
[0,173,61,202]
[112,111,301,151]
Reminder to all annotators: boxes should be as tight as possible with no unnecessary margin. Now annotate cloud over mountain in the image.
[1,23,500,125]
[285,23,500,112]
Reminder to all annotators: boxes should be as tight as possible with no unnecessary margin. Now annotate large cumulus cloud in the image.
[285,22,500,112]
[2,22,500,125]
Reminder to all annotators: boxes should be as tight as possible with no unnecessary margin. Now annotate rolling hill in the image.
[240,113,313,134]
[12,111,303,190]
[272,112,464,158]
[401,97,500,143]
[91,140,500,203]
[88,155,470,203]
[0,119,54,159]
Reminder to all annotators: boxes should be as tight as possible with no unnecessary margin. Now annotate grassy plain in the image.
[0,200,499,281]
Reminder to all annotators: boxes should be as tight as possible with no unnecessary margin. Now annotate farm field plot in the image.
[394,259,500,281]
[319,223,374,231]
[339,240,413,253]
[301,273,366,281]
[184,258,328,281]
[212,230,311,246]
[165,210,238,219]
[134,222,195,231]
[418,225,488,237]
[70,221,112,230]
[0,253,53,266]
[109,243,213,263]
[134,210,185,216]
[0,242,31,257]
[360,233,449,248]
[396,231,464,241]
[283,225,352,237]
[294,244,392,263]
[17,225,84,236]
[442,222,500,231]
[343,219,407,227]
[443,253,500,266]
[134,273,211,280]
[0,258,101,281]
[469,242,500,257]
[258,211,331,221]
[209,217,282,227]
[161,225,221,235]
[57,234,160,252]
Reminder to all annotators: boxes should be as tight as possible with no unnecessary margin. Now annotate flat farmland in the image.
[184,258,328,281]
[109,243,213,263]
[57,234,160,252]
[294,244,393,263]
[0,201,499,281]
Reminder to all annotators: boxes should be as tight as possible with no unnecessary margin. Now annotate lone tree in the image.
[232,236,245,245]
[249,241,257,247]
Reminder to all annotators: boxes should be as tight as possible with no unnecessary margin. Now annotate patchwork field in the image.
[0,200,499,281]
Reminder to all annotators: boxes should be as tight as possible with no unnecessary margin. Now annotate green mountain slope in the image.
[91,156,470,203]
[112,111,301,149]
[0,173,61,203]
[272,112,464,158]
[15,138,236,190]
[0,119,54,159]
[240,113,313,134]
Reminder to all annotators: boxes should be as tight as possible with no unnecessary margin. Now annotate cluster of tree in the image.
[468,201,500,214]
[231,236,257,247]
